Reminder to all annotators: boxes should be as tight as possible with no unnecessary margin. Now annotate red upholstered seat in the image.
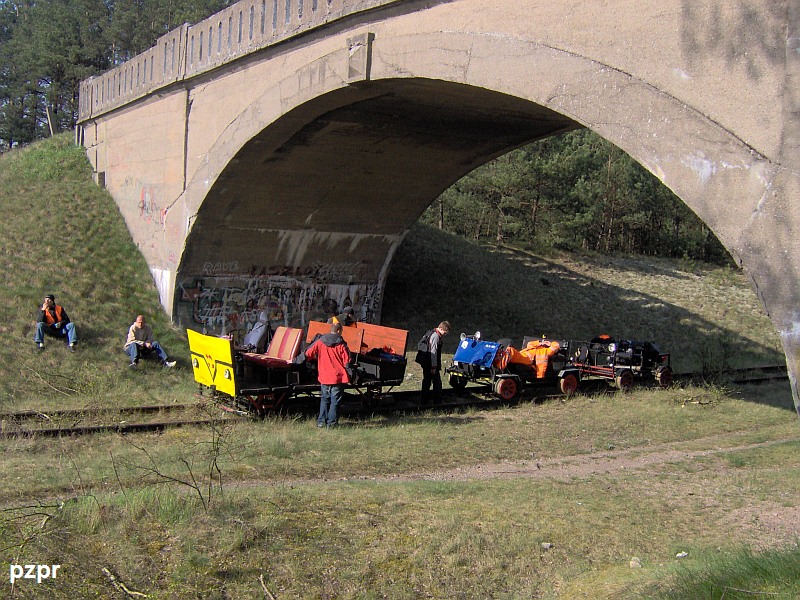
[242,326,302,368]
[241,354,295,369]
[265,326,303,362]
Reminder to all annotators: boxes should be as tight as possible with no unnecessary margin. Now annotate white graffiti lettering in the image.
[203,261,240,275]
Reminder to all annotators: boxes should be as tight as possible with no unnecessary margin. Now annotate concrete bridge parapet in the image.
[78,0,404,122]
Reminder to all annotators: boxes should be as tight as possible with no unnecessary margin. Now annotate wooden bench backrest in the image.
[306,320,364,354]
[264,326,303,362]
[356,322,408,356]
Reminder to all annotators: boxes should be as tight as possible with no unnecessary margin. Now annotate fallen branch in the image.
[23,364,78,396]
[102,567,148,598]
[718,584,778,596]
[259,574,276,599]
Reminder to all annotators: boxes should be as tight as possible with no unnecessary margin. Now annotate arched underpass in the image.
[178,79,578,325]
[79,0,800,416]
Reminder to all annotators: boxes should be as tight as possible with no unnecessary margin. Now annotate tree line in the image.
[1,1,728,263]
[0,0,231,147]
[424,129,730,264]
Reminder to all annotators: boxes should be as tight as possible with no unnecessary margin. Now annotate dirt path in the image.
[331,435,800,484]
[262,434,800,549]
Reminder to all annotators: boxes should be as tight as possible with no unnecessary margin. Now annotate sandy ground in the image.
[267,433,800,550]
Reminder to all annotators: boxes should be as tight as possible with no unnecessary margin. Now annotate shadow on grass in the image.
[735,380,795,411]
[383,224,787,411]
[284,392,494,427]
[345,413,489,428]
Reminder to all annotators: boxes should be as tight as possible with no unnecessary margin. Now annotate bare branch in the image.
[259,574,277,600]
[22,364,77,396]
[110,451,128,501]
[102,567,149,598]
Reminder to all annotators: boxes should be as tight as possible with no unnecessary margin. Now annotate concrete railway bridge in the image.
[77,0,800,416]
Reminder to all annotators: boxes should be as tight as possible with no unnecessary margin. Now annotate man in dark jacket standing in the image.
[328,305,357,327]
[34,294,78,351]
[415,321,451,404]
[305,322,352,428]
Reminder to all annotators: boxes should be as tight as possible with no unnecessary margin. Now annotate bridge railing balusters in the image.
[78,0,403,122]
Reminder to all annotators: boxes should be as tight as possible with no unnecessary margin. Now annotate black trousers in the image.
[421,366,442,403]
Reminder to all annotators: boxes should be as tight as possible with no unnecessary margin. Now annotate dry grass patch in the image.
[4,448,798,599]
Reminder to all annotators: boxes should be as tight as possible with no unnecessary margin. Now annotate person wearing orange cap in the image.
[328,305,357,327]
[305,322,352,428]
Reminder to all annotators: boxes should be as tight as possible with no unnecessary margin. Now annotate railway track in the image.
[0,365,787,438]
[664,365,788,386]
[0,385,531,438]
[0,402,227,439]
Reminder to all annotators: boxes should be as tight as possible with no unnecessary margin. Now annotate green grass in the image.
[0,135,194,410]
[2,393,797,598]
[641,546,800,599]
[1,383,795,505]
[0,135,798,599]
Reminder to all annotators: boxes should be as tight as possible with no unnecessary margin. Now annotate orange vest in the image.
[518,340,561,378]
[529,341,560,378]
[43,305,65,325]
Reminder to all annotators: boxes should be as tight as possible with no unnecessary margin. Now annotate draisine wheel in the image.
[559,373,579,396]
[656,366,674,388]
[494,377,519,400]
[361,388,378,409]
[615,369,634,391]
[448,373,468,390]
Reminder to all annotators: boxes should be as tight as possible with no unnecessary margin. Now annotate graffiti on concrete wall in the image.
[138,185,166,225]
[177,272,382,342]
[119,178,166,228]
[199,260,372,283]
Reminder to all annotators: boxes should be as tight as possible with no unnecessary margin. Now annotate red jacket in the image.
[305,333,352,385]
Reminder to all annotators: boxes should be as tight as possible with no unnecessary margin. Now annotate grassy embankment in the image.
[0,135,798,599]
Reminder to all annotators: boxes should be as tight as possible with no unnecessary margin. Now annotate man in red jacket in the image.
[304,322,352,428]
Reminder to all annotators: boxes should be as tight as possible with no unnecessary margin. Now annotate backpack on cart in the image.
[241,313,272,353]
[414,329,434,365]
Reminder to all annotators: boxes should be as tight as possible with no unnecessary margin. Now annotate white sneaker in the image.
[164,360,176,368]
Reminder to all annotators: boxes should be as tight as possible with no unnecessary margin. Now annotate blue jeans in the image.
[126,341,168,363]
[35,322,77,345]
[318,384,344,427]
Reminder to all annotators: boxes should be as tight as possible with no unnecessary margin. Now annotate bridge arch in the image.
[82,1,799,415]
[178,29,787,332]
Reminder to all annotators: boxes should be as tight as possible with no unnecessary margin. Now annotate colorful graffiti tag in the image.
[177,273,382,342]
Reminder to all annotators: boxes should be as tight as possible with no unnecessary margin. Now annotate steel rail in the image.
[0,365,787,438]
[0,419,220,439]
[0,403,200,422]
